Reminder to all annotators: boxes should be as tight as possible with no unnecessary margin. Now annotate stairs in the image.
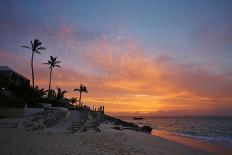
[68,120,86,133]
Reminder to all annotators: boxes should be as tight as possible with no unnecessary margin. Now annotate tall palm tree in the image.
[43,56,61,97]
[74,84,88,107]
[21,39,45,89]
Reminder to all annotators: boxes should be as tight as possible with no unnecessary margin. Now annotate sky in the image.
[0,0,232,116]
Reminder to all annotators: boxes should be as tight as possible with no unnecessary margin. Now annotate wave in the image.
[119,116,232,149]
[163,130,232,149]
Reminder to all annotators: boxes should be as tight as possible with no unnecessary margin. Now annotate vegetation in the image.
[74,84,88,107]
[70,97,78,106]
[43,56,61,97]
[1,38,89,109]
[0,75,44,107]
[21,39,45,89]
[55,87,67,101]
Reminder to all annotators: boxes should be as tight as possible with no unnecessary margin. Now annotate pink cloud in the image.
[1,26,232,115]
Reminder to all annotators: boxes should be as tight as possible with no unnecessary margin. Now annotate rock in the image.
[103,114,152,134]
[140,125,152,133]
[94,127,101,132]
[80,126,87,132]
[112,126,122,130]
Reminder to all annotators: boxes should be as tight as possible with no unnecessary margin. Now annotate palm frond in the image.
[37,47,45,50]
[21,46,31,49]
[37,42,42,47]
[55,61,61,64]
[55,65,61,68]
[62,90,68,94]
[82,86,88,93]
[53,57,57,61]
[35,50,41,54]
[30,40,33,48]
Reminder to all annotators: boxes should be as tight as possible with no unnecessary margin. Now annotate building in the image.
[0,66,30,86]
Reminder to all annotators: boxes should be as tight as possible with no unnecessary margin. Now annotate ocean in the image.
[117,116,232,149]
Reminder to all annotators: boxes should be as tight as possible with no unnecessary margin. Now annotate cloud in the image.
[192,22,232,53]
[1,22,232,115]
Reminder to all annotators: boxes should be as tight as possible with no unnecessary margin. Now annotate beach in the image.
[153,130,232,155]
[0,120,214,155]
[1,0,232,154]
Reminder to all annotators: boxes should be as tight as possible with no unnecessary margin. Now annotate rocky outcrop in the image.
[103,115,152,134]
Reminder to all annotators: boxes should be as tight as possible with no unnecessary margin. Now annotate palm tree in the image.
[45,89,56,98]
[70,97,78,106]
[55,87,67,100]
[43,56,61,97]
[21,39,45,89]
[33,86,47,98]
[74,84,88,107]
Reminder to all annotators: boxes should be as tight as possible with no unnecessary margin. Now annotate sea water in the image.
[118,116,232,148]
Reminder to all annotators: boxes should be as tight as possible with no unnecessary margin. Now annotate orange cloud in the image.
[1,29,232,116]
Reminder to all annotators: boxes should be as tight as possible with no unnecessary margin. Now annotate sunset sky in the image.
[0,0,232,116]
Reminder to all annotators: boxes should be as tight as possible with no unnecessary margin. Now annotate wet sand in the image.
[152,130,232,155]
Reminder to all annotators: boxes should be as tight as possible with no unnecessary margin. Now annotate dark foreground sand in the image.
[0,123,214,155]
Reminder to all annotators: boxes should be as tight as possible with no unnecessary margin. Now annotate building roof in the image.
[0,66,12,71]
[0,66,30,81]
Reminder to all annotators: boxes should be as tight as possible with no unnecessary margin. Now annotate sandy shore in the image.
[153,130,232,155]
[0,122,214,155]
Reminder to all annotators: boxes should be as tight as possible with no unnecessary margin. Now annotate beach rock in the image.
[80,126,87,132]
[112,126,122,130]
[94,127,101,132]
[140,126,152,133]
[103,114,152,134]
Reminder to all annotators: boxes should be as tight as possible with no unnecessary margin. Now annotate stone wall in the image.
[0,107,24,118]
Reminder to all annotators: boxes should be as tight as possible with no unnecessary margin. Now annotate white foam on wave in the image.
[169,132,232,148]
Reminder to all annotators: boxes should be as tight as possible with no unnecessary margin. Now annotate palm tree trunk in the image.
[79,91,82,107]
[31,52,35,89]
[48,68,52,97]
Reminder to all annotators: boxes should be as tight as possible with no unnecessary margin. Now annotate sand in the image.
[0,122,214,155]
[153,130,232,155]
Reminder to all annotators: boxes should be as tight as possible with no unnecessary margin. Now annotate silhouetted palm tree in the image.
[45,89,56,98]
[70,97,78,106]
[74,84,88,107]
[43,56,61,97]
[55,87,67,100]
[33,86,47,98]
[21,39,45,89]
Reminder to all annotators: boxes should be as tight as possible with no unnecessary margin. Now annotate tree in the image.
[45,89,56,98]
[55,87,67,100]
[74,84,88,107]
[70,97,78,106]
[43,56,61,97]
[21,39,45,89]
[32,86,47,98]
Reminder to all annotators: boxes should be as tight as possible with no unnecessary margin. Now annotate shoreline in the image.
[0,123,214,155]
[152,129,232,155]
[0,110,230,154]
